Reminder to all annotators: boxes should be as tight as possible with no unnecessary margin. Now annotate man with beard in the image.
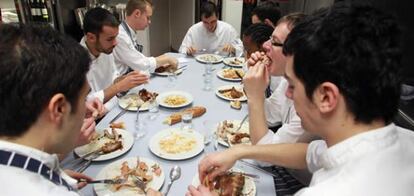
[81,8,149,111]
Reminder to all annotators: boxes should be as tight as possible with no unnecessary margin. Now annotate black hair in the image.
[83,7,120,35]
[0,24,90,137]
[252,1,281,25]
[243,23,274,48]
[283,2,402,124]
[201,1,218,18]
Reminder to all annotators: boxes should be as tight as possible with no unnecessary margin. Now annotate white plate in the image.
[215,85,247,102]
[118,93,150,111]
[94,157,165,196]
[195,54,223,64]
[74,128,134,161]
[215,120,250,147]
[152,68,183,76]
[216,68,245,82]
[223,57,245,68]
[191,168,256,196]
[156,91,193,108]
[149,128,204,160]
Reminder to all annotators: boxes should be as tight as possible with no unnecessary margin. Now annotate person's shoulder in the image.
[396,125,414,140]
[0,166,79,196]
[218,20,236,30]
[189,22,203,31]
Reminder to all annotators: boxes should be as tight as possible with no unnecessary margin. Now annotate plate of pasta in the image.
[148,128,204,160]
[156,91,193,108]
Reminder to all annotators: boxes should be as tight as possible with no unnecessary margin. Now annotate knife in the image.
[109,102,133,123]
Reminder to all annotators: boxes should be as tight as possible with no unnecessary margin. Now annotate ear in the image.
[133,9,142,18]
[263,19,275,28]
[314,82,339,114]
[86,32,97,43]
[47,93,70,125]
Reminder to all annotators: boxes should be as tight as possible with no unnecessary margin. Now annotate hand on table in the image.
[186,46,198,56]
[115,70,149,91]
[221,44,235,56]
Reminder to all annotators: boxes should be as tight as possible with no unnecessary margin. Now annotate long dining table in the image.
[63,53,277,196]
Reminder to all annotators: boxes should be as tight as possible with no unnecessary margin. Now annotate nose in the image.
[263,40,271,51]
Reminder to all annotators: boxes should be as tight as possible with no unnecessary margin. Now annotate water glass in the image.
[181,111,193,131]
[167,71,177,87]
[134,109,147,139]
[147,100,159,120]
[201,120,214,145]
[203,71,213,91]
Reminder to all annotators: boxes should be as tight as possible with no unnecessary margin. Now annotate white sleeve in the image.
[306,140,327,173]
[87,90,104,104]
[253,130,277,166]
[228,26,244,57]
[264,88,284,126]
[113,36,157,73]
[272,114,309,143]
[178,28,193,54]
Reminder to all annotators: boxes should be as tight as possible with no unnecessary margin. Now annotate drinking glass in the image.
[147,100,159,120]
[203,63,213,91]
[134,109,147,139]
[181,111,193,131]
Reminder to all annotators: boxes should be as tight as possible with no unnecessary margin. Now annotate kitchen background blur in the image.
[1,0,413,129]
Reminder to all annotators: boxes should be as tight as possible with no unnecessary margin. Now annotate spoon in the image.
[164,165,181,195]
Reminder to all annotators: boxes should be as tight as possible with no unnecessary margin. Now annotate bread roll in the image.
[164,106,207,125]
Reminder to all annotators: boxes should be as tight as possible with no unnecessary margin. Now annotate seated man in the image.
[81,7,149,111]
[114,0,178,75]
[179,1,243,56]
[190,3,414,196]
[251,1,281,28]
[0,24,93,195]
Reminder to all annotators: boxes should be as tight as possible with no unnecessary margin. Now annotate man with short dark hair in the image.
[242,23,273,59]
[0,24,92,195]
[190,3,414,196]
[179,1,243,56]
[251,1,281,28]
[81,7,148,111]
[114,0,178,76]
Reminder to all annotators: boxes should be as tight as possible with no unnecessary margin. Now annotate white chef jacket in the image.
[178,21,244,57]
[296,124,414,196]
[80,37,119,111]
[0,141,79,196]
[113,22,157,75]
[258,78,314,145]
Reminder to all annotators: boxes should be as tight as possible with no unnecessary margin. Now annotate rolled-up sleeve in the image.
[114,34,157,74]
[306,140,327,173]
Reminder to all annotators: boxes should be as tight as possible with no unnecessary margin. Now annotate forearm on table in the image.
[248,98,269,144]
[103,84,120,103]
[233,143,308,170]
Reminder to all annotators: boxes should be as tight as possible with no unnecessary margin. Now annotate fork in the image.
[130,175,147,193]
[78,178,126,184]
[235,115,248,132]
[77,152,100,172]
